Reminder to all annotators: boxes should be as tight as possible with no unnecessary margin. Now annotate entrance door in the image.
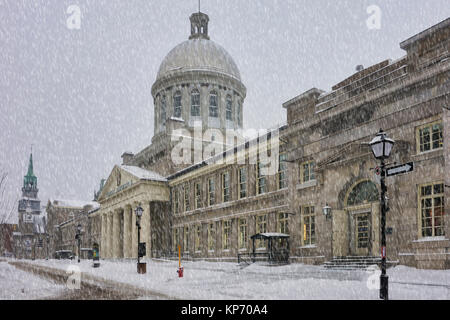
[354,213,371,256]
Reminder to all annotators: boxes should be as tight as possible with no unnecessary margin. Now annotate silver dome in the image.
[156,38,242,81]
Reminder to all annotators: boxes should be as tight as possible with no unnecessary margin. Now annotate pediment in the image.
[97,166,142,201]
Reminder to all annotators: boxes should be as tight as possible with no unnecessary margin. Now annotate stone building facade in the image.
[85,15,448,269]
[46,199,99,258]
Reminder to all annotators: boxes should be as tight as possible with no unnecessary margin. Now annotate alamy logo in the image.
[66,5,81,30]
[66,265,81,289]
[366,5,381,30]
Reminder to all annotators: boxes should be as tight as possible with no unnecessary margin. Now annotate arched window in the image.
[191,89,200,117]
[160,95,166,125]
[346,180,378,206]
[209,91,218,118]
[226,95,233,121]
[173,91,182,118]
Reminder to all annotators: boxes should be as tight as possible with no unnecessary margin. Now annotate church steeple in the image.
[189,11,210,40]
[22,152,38,197]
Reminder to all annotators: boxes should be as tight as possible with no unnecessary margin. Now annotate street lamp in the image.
[76,223,82,263]
[322,204,333,259]
[135,204,146,274]
[322,203,332,220]
[369,129,394,300]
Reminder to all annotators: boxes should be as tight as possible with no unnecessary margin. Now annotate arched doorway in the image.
[345,180,379,256]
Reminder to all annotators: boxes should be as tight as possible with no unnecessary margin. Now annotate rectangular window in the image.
[173,93,182,118]
[184,184,190,212]
[173,228,179,252]
[277,212,289,234]
[209,92,218,117]
[238,218,247,249]
[208,178,215,206]
[278,153,288,189]
[183,226,189,253]
[208,223,216,251]
[226,97,233,121]
[191,91,200,116]
[195,182,202,209]
[195,225,202,251]
[419,182,445,237]
[238,167,247,199]
[222,220,231,250]
[418,121,443,153]
[173,188,179,214]
[302,206,315,245]
[257,160,266,195]
[256,214,267,248]
[300,161,315,183]
[222,172,230,202]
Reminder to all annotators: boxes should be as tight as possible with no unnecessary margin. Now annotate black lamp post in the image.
[135,204,146,274]
[369,129,394,300]
[322,204,332,258]
[76,223,82,263]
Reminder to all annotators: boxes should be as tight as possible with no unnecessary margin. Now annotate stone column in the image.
[107,212,113,258]
[101,213,107,258]
[112,209,121,258]
[123,205,131,258]
[131,204,138,259]
[140,202,151,259]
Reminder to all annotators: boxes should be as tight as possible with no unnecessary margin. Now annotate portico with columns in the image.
[92,165,170,259]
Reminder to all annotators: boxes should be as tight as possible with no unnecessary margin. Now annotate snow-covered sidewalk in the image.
[22,258,450,300]
[0,260,65,300]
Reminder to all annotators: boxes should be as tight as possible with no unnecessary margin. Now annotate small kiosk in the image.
[239,233,290,265]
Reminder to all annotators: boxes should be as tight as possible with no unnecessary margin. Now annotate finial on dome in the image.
[189,11,210,40]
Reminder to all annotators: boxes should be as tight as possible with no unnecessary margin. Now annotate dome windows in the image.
[226,95,233,121]
[209,91,218,118]
[173,91,182,118]
[191,89,200,117]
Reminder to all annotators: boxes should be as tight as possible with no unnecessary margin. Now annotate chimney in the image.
[121,152,134,165]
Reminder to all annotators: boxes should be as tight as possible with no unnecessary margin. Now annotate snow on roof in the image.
[120,165,167,182]
[252,232,290,239]
[51,199,100,209]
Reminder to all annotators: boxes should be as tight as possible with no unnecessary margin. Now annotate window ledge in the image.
[222,249,230,252]
[208,250,215,253]
[298,245,317,249]
[296,180,317,190]
[238,248,247,252]
[412,148,443,160]
[412,236,448,243]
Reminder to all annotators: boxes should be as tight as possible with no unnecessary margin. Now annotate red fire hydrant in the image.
[177,267,184,278]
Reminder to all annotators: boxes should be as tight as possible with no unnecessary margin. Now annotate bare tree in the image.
[0,171,18,224]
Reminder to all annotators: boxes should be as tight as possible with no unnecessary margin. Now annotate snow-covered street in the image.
[17,258,450,300]
[0,259,65,300]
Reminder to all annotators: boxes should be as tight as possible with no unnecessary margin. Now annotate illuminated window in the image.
[419,182,444,237]
[302,206,315,245]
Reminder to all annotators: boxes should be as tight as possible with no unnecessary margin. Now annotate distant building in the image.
[13,152,48,259]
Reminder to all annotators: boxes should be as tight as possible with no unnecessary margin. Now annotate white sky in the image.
[1,0,449,222]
